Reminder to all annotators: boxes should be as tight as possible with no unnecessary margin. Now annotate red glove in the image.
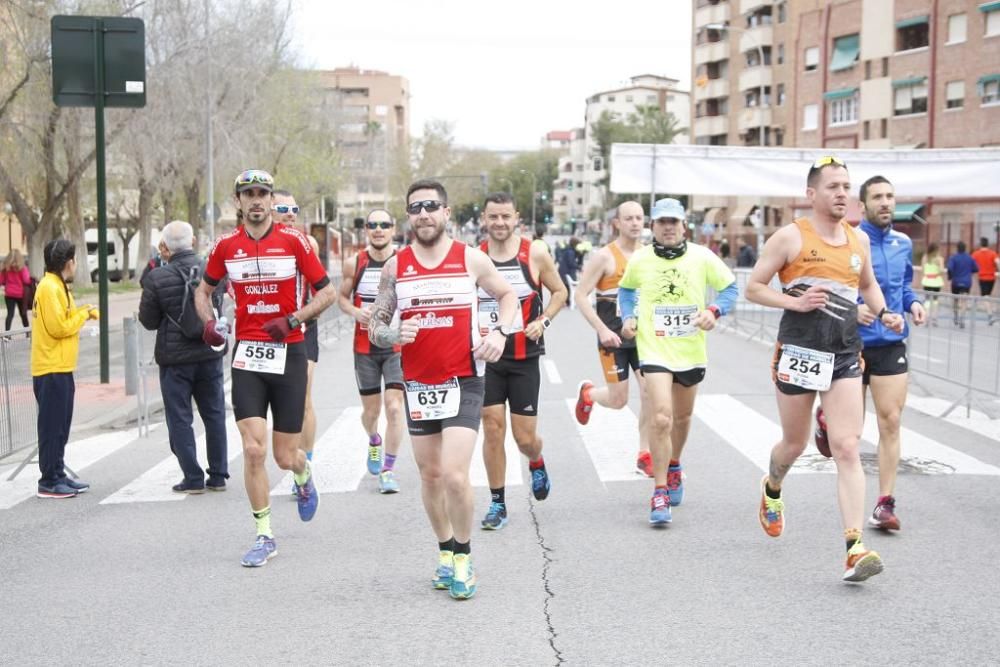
[203,320,226,347]
[262,316,292,342]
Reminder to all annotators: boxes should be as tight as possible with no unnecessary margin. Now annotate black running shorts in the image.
[483,356,541,416]
[771,344,863,395]
[598,345,641,384]
[862,341,908,384]
[639,365,706,387]
[304,319,319,363]
[231,341,308,433]
[405,375,485,436]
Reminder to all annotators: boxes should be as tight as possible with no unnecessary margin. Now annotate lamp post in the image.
[499,177,514,195]
[519,169,537,226]
[3,202,11,253]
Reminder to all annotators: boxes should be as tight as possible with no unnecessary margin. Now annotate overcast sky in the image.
[291,0,693,150]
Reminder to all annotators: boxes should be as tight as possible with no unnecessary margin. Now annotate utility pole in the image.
[204,0,215,242]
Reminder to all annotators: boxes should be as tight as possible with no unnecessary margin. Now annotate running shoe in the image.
[814,407,831,458]
[481,502,508,530]
[449,553,477,600]
[62,477,90,493]
[575,380,594,425]
[296,463,320,522]
[531,467,551,501]
[171,481,205,494]
[367,442,383,476]
[667,464,684,506]
[36,481,77,499]
[635,451,653,477]
[758,476,785,538]
[868,495,901,531]
[291,481,299,497]
[649,488,672,526]
[433,550,454,590]
[241,535,277,567]
[378,470,400,494]
[842,542,884,582]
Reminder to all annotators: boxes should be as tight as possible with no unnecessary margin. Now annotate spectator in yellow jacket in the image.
[31,239,99,499]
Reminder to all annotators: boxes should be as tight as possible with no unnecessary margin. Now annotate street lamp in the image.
[519,169,537,226]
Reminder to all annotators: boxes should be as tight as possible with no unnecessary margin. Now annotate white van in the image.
[85,228,161,281]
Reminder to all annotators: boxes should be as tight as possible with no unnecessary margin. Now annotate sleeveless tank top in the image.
[594,242,635,349]
[352,249,396,354]
[921,257,944,288]
[478,237,544,360]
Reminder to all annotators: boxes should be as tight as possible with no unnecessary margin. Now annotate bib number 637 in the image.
[416,389,449,405]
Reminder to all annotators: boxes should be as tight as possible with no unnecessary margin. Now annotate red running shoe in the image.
[635,451,653,477]
[575,381,594,425]
[814,407,831,458]
[868,495,901,531]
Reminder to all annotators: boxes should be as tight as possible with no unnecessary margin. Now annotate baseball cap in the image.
[650,198,686,221]
[234,169,274,194]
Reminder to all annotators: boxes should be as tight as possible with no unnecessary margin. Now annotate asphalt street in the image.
[2,304,999,665]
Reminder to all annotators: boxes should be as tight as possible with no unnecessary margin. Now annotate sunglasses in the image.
[234,169,274,188]
[406,200,445,215]
[366,221,393,230]
[273,205,299,214]
[812,156,846,169]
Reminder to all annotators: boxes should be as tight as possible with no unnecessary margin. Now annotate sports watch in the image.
[286,314,302,330]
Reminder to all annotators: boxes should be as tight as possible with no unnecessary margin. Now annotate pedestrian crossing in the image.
[2,392,997,510]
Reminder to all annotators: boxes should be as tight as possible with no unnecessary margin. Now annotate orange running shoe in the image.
[758,476,785,538]
[843,542,884,582]
[575,381,594,425]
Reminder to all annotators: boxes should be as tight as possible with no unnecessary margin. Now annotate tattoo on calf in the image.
[769,456,793,487]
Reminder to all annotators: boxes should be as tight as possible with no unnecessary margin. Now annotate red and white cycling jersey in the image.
[204,223,329,343]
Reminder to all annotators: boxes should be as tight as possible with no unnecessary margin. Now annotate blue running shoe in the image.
[378,470,400,494]
[667,464,683,506]
[433,550,454,590]
[291,481,299,497]
[367,443,383,476]
[449,554,477,600]
[296,463,319,522]
[481,502,508,530]
[649,489,672,526]
[63,477,90,493]
[531,467,551,501]
[241,535,277,567]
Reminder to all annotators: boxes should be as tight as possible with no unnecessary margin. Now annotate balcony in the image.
[695,2,729,28]
[740,25,773,54]
[738,66,772,92]
[741,0,773,14]
[694,78,730,101]
[738,106,772,132]
[695,115,730,137]
[695,41,729,65]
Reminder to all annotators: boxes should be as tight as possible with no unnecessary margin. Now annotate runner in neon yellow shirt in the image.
[618,198,737,526]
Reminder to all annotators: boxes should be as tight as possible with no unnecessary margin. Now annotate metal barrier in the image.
[0,327,37,460]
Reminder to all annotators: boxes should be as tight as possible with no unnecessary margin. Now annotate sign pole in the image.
[93,18,109,383]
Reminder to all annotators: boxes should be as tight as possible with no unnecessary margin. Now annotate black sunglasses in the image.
[366,221,393,230]
[273,204,299,214]
[406,200,445,215]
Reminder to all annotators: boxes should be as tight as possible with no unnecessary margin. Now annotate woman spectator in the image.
[920,243,945,326]
[0,249,32,330]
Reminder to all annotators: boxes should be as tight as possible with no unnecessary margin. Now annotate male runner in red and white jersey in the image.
[368,179,517,600]
[476,192,567,530]
[337,208,405,494]
[196,169,336,568]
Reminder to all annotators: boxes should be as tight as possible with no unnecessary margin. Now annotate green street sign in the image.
[51,15,146,108]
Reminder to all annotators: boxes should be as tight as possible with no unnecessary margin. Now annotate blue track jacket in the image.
[858,219,919,347]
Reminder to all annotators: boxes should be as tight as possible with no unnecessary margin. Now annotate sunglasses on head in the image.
[235,169,274,188]
[273,205,299,214]
[366,221,393,230]
[406,200,445,215]
[812,156,846,169]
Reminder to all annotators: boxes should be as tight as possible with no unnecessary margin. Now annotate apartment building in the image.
[691,0,1000,248]
[315,67,410,225]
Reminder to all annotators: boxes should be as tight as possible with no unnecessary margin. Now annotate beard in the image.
[488,226,512,242]
[414,222,445,247]
[370,238,391,250]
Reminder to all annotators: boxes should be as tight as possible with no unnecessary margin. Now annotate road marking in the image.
[0,426,160,510]
[101,423,243,505]
[908,352,945,364]
[272,407,372,495]
[542,359,562,385]
[470,413,523,488]
[565,398,643,482]
[905,395,1000,444]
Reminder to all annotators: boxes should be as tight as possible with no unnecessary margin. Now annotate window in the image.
[745,47,772,67]
[946,80,965,109]
[804,47,820,72]
[828,92,859,126]
[606,95,616,102]
[745,86,771,107]
[777,2,787,23]
[777,83,786,106]
[777,43,785,65]
[987,7,1000,37]
[746,7,772,28]
[774,129,784,146]
[881,118,888,138]
[705,97,729,115]
[803,103,818,130]
[947,14,967,43]
[864,120,871,140]
[896,17,930,51]
[647,94,657,103]
[894,80,928,115]
[830,34,860,72]
[981,77,1000,105]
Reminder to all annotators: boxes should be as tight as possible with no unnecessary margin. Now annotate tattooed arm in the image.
[368,257,408,347]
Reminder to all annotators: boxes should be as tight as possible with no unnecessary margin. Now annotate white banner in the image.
[610,144,1000,198]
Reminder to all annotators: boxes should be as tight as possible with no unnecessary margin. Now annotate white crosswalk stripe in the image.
[271,407,372,495]
[565,398,644,482]
[470,413,524,488]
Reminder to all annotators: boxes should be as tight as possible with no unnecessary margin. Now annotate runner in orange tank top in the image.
[745,156,904,583]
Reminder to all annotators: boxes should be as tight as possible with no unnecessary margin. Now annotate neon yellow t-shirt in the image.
[618,243,735,371]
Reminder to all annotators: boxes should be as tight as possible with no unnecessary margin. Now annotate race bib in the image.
[776,344,834,392]
[405,378,461,421]
[233,340,287,375]
[478,300,523,336]
[653,305,699,338]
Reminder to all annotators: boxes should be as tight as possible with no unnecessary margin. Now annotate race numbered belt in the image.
[405,377,461,421]
[233,340,287,375]
[478,300,522,336]
[653,304,699,338]
[776,344,834,392]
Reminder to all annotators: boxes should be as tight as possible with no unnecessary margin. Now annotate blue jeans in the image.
[33,372,74,484]
[159,359,228,485]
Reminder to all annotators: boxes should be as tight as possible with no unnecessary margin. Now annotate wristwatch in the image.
[708,305,722,320]
[496,325,512,338]
[541,316,552,329]
[286,314,302,329]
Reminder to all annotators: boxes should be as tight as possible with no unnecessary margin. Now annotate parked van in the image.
[85,228,161,281]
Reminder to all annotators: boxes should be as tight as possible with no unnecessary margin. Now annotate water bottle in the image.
[211,316,228,351]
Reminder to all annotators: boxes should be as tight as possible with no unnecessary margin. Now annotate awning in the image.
[703,207,726,226]
[893,202,926,222]
[829,35,860,72]
[824,87,859,101]
[892,76,927,88]
[978,73,1000,93]
[895,15,929,28]
[979,2,1000,13]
